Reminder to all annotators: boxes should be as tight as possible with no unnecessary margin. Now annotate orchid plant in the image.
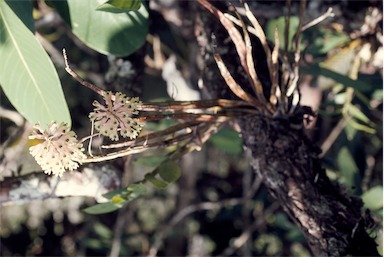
[28,0,315,181]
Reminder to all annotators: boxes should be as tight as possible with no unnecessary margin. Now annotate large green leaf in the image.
[0,0,71,128]
[97,0,142,13]
[61,0,148,56]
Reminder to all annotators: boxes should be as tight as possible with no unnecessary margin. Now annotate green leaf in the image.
[304,27,349,55]
[60,0,148,56]
[361,186,383,210]
[347,104,371,124]
[346,118,376,134]
[97,0,142,13]
[83,201,127,214]
[158,160,181,183]
[111,195,125,204]
[102,183,146,200]
[144,173,168,189]
[85,183,146,214]
[93,222,113,238]
[300,64,373,92]
[125,183,146,200]
[336,146,359,189]
[209,128,243,154]
[0,0,71,129]
[102,187,129,199]
[265,16,299,51]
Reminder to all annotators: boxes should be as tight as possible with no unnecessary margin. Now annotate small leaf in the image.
[361,186,383,210]
[125,183,146,200]
[93,222,113,238]
[103,183,146,200]
[102,187,129,199]
[111,195,125,204]
[83,201,126,215]
[158,160,181,183]
[347,118,376,134]
[347,104,372,125]
[97,0,142,13]
[144,173,168,189]
[84,183,147,214]
[0,0,71,128]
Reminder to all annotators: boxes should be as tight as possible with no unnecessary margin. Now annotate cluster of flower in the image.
[29,92,144,176]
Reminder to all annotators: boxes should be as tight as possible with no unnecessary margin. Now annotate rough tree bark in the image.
[193,1,380,256]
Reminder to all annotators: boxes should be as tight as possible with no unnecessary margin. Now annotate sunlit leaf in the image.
[361,186,383,210]
[103,183,146,200]
[85,183,146,214]
[346,118,376,134]
[158,160,181,183]
[111,195,125,204]
[97,0,142,13]
[0,0,71,129]
[102,187,129,199]
[347,104,372,124]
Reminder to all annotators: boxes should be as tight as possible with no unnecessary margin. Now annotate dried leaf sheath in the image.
[213,52,263,108]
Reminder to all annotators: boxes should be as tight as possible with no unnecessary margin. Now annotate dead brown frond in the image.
[197,0,318,117]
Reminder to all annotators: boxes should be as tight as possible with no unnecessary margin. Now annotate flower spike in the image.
[29,122,87,177]
[89,91,144,141]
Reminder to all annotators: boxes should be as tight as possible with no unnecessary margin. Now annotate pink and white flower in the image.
[29,122,86,177]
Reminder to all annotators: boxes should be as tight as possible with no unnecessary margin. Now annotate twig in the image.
[139,99,252,112]
[218,202,280,256]
[62,48,106,97]
[147,148,262,257]
[147,198,251,257]
[83,130,196,163]
[101,121,200,149]
[301,8,335,32]
[319,118,347,158]
[109,156,134,257]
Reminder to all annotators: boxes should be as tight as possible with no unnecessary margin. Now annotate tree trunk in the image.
[193,1,380,256]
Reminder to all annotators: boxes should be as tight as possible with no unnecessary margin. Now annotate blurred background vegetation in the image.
[0,0,382,256]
